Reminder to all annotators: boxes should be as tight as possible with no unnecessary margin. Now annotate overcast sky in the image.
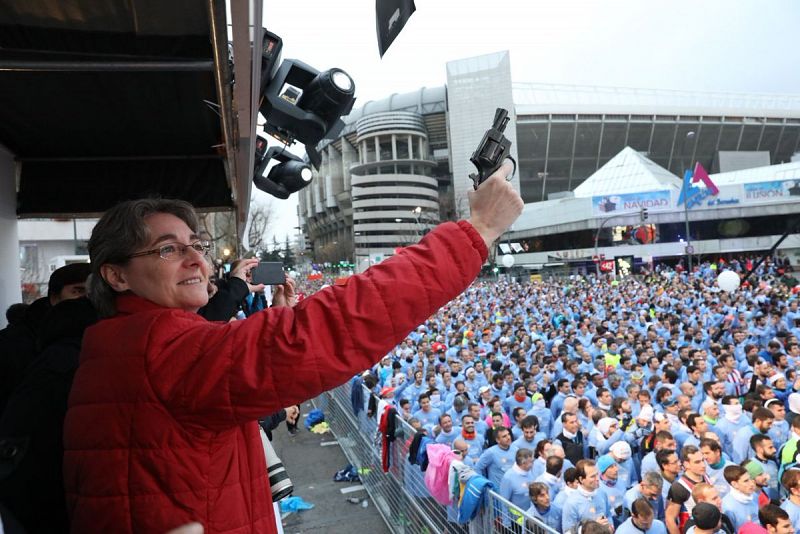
[255,0,800,243]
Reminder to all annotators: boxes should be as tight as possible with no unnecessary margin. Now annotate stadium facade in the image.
[298,51,800,270]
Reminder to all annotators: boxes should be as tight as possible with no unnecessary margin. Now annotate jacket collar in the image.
[115,293,202,320]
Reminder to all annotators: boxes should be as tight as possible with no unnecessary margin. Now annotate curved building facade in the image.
[350,111,439,266]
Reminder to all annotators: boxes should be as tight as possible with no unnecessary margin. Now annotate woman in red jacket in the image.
[62,163,522,533]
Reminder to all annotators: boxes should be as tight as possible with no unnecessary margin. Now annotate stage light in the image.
[253,138,313,199]
[253,28,356,198]
[258,30,356,171]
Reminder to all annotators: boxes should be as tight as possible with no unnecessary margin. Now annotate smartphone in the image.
[251,262,286,285]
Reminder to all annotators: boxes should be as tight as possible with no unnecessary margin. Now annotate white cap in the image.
[638,405,654,422]
[610,441,632,460]
[789,393,800,415]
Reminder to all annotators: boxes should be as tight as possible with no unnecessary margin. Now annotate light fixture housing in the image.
[253,138,313,199]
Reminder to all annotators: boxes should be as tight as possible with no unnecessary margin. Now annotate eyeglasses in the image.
[128,241,211,261]
[452,450,466,456]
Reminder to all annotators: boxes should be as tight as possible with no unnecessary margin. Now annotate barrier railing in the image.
[313,381,558,534]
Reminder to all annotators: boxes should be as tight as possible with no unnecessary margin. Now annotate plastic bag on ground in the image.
[279,496,314,513]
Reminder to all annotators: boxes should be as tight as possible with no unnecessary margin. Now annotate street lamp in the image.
[680,131,696,272]
[411,206,434,237]
[593,214,627,276]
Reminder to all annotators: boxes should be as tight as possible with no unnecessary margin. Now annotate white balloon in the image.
[501,254,515,268]
[717,270,740,292]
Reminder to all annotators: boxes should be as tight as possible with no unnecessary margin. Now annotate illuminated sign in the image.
[615,256,634,277]
[599,260,616,273]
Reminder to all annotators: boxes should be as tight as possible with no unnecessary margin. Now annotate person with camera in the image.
[62,162,522,534]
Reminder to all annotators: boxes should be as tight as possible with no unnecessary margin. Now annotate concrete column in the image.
[0,145,21,327]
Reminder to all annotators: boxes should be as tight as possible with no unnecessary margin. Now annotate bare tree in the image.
[247,201,274,252]
[196,200,274,259]
[197,211,236,253]
[314,235,354,264]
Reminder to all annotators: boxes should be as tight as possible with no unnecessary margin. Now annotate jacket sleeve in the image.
[145,221,487,432]
[197,277,248,322]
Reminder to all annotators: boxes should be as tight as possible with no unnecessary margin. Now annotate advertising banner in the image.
[742,180,800,203]
[592,190,671,216]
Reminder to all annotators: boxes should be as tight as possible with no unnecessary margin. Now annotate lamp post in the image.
[593,214,625,276]
[412,206,435,237]
[680,131,696,272]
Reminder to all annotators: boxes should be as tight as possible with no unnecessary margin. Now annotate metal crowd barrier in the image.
[313,381,559,534]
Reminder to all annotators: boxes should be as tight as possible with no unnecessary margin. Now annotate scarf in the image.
[462,428,476,440]
[703,415,718,425]
[514,392,527,403]
[601,476,617,488]
[534,504,551,515]
[562,429,577,439]
[577,485,598,499]
[709,458,726,470]
[728,487,753,504]
[725,403,743,423]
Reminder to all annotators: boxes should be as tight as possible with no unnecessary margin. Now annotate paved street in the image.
[270,401,391,534]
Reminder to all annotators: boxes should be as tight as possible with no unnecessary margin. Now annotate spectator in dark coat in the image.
[0,297,97,533]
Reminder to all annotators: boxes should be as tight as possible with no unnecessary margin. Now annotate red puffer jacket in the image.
[63,221,487,533]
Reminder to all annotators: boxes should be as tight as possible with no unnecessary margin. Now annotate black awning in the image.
[0,0,235,216]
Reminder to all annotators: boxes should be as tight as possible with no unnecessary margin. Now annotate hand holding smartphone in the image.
[251,262,286,286]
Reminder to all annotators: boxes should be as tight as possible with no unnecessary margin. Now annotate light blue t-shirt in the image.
[781,499,800,532]
[561,490,610,532]
[476,444,519,488]
[721,492,759,531]
[615,517,667,534]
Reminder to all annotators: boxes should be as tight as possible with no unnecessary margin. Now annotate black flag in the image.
[376,0,416,58]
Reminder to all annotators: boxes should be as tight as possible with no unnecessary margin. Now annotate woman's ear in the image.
[100,264,130,292]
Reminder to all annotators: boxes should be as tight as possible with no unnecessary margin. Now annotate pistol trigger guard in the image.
[505,156,517,181]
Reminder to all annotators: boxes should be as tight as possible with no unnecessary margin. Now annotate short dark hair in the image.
[494,426,511,440]
[546,455,564,476]
[563,467,579,485]
[656,449,677,469]
[575,459,596,481]
[750,433,772,451]
[521,415,539,431]
[528,481,548,499]
[87,198,199,317]
[687,413,703,431]
[681,445,701,462]
[723,465,747,484]
[631,498,654,518]
[752,407,774,422]
[759,504,789,528]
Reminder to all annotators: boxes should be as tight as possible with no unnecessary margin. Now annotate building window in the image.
[379,137,393,161]
[396,135,410,159]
